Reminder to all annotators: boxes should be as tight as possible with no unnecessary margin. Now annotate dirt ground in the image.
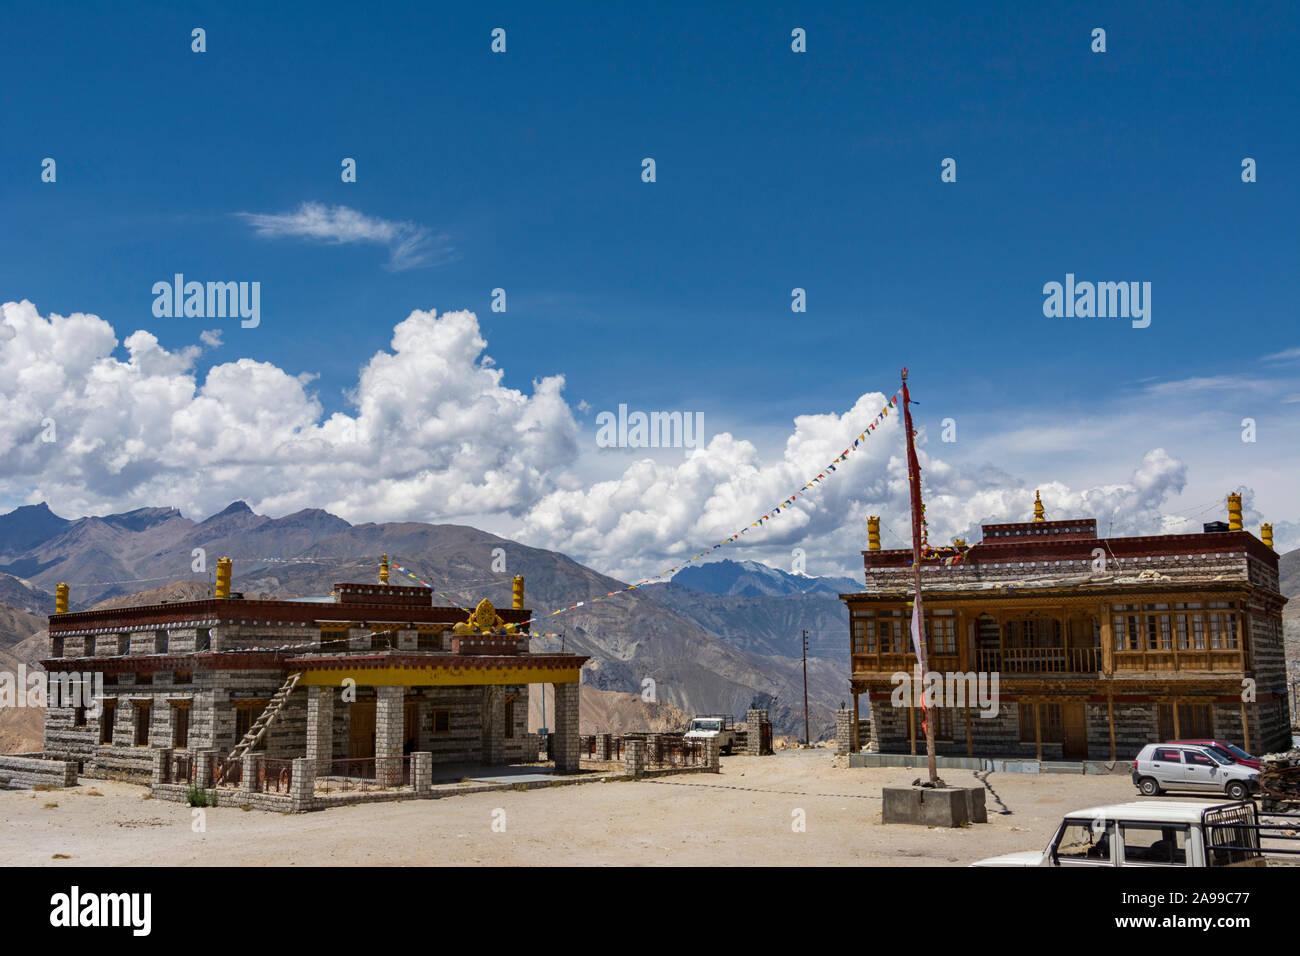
[0,749,1172,866]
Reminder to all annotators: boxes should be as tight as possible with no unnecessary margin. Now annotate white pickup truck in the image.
[683,715,741,755]
[972,800,1268,867]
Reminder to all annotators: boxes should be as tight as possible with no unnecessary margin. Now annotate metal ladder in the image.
[217,672,302,784]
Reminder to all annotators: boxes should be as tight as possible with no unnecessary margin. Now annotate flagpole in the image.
[901,367,938,786]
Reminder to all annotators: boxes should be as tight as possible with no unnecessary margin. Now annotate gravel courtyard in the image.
[1,749,1172,866]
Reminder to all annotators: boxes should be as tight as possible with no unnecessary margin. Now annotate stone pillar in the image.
[595,733,611,761]
[703,738,720,772]
[746,710,771,755]
[375,686,404,787]
[482,685,505,765]
[194,748,215,788]
[646,733,661,766]
[151,747,172,787]
[347,627,370,651]
[552,682,580,773]
[412,751,432,793]
[835,707,852,754]
[306,686,334,774]
[625,738,645,778]
[291,756,315,812]
[242,754,260,793]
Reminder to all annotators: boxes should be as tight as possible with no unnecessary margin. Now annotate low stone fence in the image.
[580,732,718,774]
[0,753,79,790]
[622,736,719,778]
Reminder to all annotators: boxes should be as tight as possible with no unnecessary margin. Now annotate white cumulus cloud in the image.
[0,301,577,521]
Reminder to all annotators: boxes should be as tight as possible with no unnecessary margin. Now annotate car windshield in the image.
[1224,744,1253,761]
[1200,748,1231,765]
[690,720,721,732]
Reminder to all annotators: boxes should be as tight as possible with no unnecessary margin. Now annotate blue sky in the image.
[1,1,1298,575]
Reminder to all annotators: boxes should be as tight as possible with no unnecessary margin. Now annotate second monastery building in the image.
[842,493,1291,761]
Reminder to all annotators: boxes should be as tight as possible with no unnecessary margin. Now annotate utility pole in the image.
[802,629,810,747]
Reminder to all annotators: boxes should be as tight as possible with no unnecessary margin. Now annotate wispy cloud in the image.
[236,202,452,271]
[1262,347,1300,365]
[1142,375,1269,396]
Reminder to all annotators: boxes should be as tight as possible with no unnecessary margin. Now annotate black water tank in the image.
[1203,521,1230,533]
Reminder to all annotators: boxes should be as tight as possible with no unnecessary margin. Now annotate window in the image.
[84,636,96,657]
[1144,605,1172,650]
[100,701,116,744]
[929,616,956,654]
[154,629,169,653]
[1121,824,1188,866]
[174,671,192,684]
[195,628,211,652]
[133,702,151,746]
[73,705,87,728]
[1018,703,1064,743]
[51,636,64,657]
[171,703,189,749]
[932,708,954,742]
[1112,605,1141,651]
[136,673,152,686]
[852,618,871,655]
[878,619,895,653]
[1154,748,1183,763]
[1053,821,1112,865]
[1186,750,1215,767]
[417,630,440,651]
[432,709,451,734]
[1158,704,1214,741]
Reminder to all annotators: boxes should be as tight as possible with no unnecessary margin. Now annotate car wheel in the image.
[1139,777,1162,796]
[722,744,732,756]
[1226,780,1248,801]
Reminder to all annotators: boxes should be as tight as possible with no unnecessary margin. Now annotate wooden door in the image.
[1062,702,1088,759]
[403,700,419,754]
[349,702,376,758]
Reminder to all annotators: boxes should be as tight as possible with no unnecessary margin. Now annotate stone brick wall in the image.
[0,754,77,789]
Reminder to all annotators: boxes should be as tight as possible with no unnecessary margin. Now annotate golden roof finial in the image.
[379,553,389,585]
[1033,490,1045,523]
[1227,493,1243,531]
[867,515,881,551]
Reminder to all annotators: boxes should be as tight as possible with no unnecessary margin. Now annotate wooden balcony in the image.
[851,653,960,675]
[977,646,1100,673]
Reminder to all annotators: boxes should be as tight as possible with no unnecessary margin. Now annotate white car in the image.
[973,801,1267,867]
[1132,743,1259,800]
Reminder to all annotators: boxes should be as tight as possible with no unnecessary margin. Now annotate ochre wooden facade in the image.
[843,503,1291,761]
